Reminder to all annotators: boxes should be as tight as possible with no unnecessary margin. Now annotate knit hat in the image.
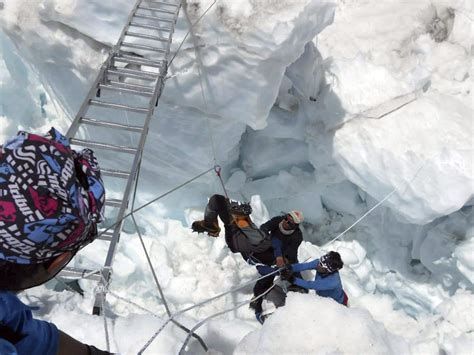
[287,210,304,224]
[0,128,105,265]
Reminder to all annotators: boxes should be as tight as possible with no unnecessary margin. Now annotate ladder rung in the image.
[70,138,137,154]
[129,21,172,32]
[107,80,154,93]
[98,231,114,241]
[105,199,123,207]
[101,168,131,179]
[108,68,158,81]
[134,14,174,23]
[143,1,180,8]
[60,267,102,281]
[90,99,149,114]
[125,31,169,42]
[114,55,165,68]
[121,42,167,53]
[80,117,144,132]
[138,6,176,15]
[99,84,153,97]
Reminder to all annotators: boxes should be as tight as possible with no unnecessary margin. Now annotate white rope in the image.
[322,188,397,247]
[182,1,219,167]
[167,0,218,68]
[178,284,277,354]
[138,267,283,353]
[322,161,429,248]
[101,295,111,352]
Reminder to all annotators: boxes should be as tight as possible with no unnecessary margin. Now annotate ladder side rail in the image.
[66,58,112,139]
[114,0,144,54]
[67,0,143,139]
[93,2,182,313]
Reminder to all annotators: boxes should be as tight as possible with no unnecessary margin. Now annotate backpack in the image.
[230,215,271,254]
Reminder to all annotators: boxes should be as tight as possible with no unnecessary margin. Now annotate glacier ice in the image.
[1,0,473,353]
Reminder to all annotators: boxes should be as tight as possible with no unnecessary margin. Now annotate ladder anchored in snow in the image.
[61,0,181,315]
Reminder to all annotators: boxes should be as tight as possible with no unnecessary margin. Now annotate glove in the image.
[280,264,294,282]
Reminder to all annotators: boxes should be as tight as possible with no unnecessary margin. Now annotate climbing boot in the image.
[191,220,221,237]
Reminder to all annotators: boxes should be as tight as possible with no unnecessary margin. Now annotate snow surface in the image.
[1,0,473,354]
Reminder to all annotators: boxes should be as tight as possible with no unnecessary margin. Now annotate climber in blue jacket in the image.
[254,250,348,321]
[287,251,348,305]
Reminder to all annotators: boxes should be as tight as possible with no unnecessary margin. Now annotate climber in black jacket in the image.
[250,211,306,316]
[260,211,304,267]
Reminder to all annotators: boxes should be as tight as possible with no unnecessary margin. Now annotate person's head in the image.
[279,210,304,234]
[0,252,75,291]
[316,251,344,274]
[0,128,105,291]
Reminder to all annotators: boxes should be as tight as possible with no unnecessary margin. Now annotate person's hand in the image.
[276,256,286,268]
[280,264,294,282]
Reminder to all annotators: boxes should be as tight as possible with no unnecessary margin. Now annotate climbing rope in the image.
[322,159,429,248]
[138,267,283,353]
[97,166,215,239]
[167,0,218,69]
[178,284,277,354]
[214,165,229,198]
[131,213,209,351]
[322,188,397,248]
[101,295,111,352]
[57,264,283,353]
[181,0,227,199]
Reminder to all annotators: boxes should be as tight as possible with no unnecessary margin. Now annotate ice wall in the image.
[1,0,473,353]
[311,0,473,224]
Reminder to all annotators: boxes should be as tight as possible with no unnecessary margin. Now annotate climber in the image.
[260,210,304,267]
[250,211,307,315]
[0,128,110,355]
[252,251,348,323]
[192,194,272,262]
[283,251,348,305]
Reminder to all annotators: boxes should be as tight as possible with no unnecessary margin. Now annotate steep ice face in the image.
[0,1,108,117]
[164,0,336,129]
[307,0,473,224]
[0,30,68,139]
[332,92,473,224]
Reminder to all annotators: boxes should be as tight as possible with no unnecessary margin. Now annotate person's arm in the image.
[272,238,283,259]
[2,293,110,355]
[58,331,112,355]
[285,230,303,262]
[290,259,318,273]
[58,331,88,355]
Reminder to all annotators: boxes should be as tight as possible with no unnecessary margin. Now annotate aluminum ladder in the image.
[61,0,181,315]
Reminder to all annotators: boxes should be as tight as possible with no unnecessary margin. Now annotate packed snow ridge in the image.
[1,0,473,354]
